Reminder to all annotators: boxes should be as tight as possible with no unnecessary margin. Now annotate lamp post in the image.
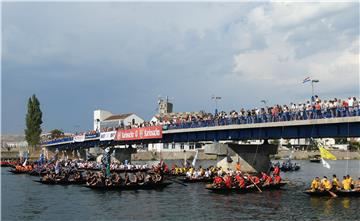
[311,79,319,102]
[211,95,222,115]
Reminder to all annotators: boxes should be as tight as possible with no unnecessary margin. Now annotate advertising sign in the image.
[115,126,162,141]
[100,131,117,141]
[73,134,85,142]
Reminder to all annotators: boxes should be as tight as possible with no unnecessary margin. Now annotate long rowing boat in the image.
[84,182,172,190]
[34,179,86,185]
[206,182,287,194]
[304,189,360,197]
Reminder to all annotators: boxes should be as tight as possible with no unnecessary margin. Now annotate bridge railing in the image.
[167,108,360,130]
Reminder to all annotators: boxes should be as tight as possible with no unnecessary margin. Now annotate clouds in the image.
[2,2,359,133]
[232,2,359,94]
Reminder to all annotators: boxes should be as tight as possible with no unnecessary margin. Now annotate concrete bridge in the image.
[43,116,360,172]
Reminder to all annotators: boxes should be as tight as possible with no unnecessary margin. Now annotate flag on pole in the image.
[319,146,337,160]
[192,150,199,167]
[321,158,331,169]
[303,77,311,84]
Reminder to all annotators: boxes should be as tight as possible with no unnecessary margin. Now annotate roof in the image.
[103,113,133,121]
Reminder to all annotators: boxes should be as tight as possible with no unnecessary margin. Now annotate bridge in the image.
[44,116,360,149]
[42,116,360,172]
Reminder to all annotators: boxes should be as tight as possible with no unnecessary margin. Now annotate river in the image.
[2,160,360,221]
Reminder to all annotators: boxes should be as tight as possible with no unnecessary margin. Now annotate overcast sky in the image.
[2,2,359,134]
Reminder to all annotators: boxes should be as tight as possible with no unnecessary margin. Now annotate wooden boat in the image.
[206,182,287,194]
[84,182,172,190]
[304,189,360,197]
[9,169,29,174]
[180,177,213,183]
[34,179,86,185]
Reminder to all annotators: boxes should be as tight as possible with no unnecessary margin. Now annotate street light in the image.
[311,79,319,102]
[211,95,221,114]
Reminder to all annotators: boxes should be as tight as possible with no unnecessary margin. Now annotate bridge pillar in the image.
[205,143,278,173]
[112,148,137,164]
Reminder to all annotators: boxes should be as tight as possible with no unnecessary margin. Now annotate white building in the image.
[94,110,144,131]
[147,142,203,152]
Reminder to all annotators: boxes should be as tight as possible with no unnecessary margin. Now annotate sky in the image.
[2,2,359,134]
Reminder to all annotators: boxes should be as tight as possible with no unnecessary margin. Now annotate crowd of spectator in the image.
[43,96,359,144]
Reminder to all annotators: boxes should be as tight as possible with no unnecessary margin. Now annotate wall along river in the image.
[2,160,360,221]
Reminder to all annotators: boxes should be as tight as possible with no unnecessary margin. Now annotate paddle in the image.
[327,190,338,198]
[246,173,262,193]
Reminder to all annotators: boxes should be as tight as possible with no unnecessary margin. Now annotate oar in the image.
[327,190,338,198]
[246,173,262,193]
[167,177,188,186]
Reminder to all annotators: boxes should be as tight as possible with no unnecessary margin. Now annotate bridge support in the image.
[112,148,137,164]
[205,142,278,173]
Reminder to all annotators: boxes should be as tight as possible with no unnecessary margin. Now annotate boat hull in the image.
[206,182,287,194]
[85,182,172,190]
[304,190,360,197]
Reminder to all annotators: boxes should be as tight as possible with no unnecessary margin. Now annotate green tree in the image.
[25,94,43,148]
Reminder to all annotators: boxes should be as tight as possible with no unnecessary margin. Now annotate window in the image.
[189,143,195,149]
[180,143,184,150]
[171,143,176,149]
[163,143,169,149]
[195,143,202,149]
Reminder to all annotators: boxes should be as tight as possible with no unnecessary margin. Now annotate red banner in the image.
[115,126,163,141]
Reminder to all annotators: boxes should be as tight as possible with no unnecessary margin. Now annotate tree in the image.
[50,129,64,139]
[25,94,43,148]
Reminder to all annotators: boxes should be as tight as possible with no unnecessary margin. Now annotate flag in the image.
[22,159,27,167]
[303,77,311,83]
[192,150,199,167]
[319,146,337,160]
[321,158,331,169]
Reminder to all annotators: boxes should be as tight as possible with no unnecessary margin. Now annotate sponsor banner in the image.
[73,134,85,142]
[85,133,99,139]
[115,126,162,141]
[100,131,117,141]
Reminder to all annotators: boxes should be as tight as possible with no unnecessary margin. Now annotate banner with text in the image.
[73,134,85,142]
[100,131,117,141]
[115,126,163,141]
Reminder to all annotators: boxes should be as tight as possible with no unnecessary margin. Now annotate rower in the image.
[320,176,332,191]
[235,173,245,188]
[310,177,321,191]
[346,175,354,189]
[273,174,281,184]
[342,176,351,191]
[273,165,280,176]
[224,175,232,189]
[331,174,341,190]
[213,176,224,188]
[355,177,360,191]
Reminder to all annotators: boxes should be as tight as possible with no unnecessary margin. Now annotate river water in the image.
[1,160,360,221]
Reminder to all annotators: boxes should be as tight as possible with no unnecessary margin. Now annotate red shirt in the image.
[214,177,223,184]
[274,166,280,176]
[274,175,281,183]
[224,176,232,188]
